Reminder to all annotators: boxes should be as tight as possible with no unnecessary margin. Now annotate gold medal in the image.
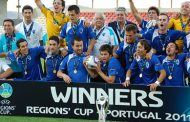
[74,69,77,74]
[129,58,132,62]
[25,71,27,75]
[139,73,142,78]
[162,47,165,51]
[168,75,172,80]
[53,70,56,74]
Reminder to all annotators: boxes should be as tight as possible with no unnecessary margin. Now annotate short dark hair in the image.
[3,19,14,26]
[99,44,113,55]
[49,36,60,44]
[159,13,170,21]
[125,24,137,33]
[22,5,33,13]
[148,6,160,16]
[72,36,82,46]
[53,0,65,12]
[16,38,28,48]
[116,7,127,13]
[68,5,80,14]
[167,42,179,51]
[139,39,151,53]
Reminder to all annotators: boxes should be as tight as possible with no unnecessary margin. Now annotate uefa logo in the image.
[0,83,13,99]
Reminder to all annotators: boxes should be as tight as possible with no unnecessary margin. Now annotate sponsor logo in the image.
[0,83,13,99]
[0,99,16,115]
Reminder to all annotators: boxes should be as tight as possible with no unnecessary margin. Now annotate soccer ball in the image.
[86,56,97,69]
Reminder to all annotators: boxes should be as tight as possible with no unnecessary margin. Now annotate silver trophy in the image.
[96,96,109,122]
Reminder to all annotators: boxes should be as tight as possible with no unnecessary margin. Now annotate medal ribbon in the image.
[95,27,105,40]
[23,22,34,37]
[180,16,189,31]
[158,32,169,51]
[52,12,65,27]
[51,55,59,73]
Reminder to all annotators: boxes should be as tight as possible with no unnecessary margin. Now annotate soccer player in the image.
[16,5,43,48]
[85,44,125,84]
[0,19,25,54]
[108,7,138,43]
[0,19,25,78]
[93,12,118,57]
[159,42,188,86]
[123,39,166,91]
[128,0,160,33]
[168,1,190,52]
[114,24,141,84]
[45,36,64,81]
[59,5,96,55]
[140,13,186,55]
[34,0,69,47]
[0,59,13,79]
[7,38,47,80]
[57,36,89,84]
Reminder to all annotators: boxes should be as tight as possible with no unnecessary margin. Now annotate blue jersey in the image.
[101,57,125,84]
[184,33,190,53]
[159,54,188,86]
[16,46,46,80]
[130,55,164,85]
[59,53,89,83]
[142,29,186,55]
[139,19,156,34]
[60,19,96,54]
[46,54,64,81]
[116,39,138,71]
[115,40,141,83]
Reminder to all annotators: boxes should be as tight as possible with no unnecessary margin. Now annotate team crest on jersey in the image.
[146,62,150,68]
[175,59,179,65]
[27,55,31,60]
[102,33,105,36]
[79,28,83,34]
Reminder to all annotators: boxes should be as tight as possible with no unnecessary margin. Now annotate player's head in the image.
[137,39,151,57]
[94,12,106,29]
[125,24,137,44]
[3,19,14,34]
[49,36,60,54]
[115,7,127,23]
[72,36,83,55]
[53,0,65,13]
[22,5,33,22]
[99,44,112,63]
[68,5,80,24]
[148,6,160,20]
[180,1,190,16]
[158,13,169,30]
[166,42,179,56]
[16,38,29,56]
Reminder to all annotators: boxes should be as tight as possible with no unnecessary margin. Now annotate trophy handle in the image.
[96,96,109,122]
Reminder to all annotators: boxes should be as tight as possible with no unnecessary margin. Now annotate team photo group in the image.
[0,0,190,91]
